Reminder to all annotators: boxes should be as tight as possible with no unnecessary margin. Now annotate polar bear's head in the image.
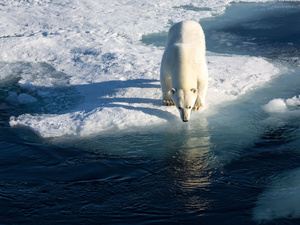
[171,88,197,122]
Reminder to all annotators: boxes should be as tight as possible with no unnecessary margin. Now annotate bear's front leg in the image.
[163,98,175,106]
[161,77,174,106]
[193,78,207,110]
[193,88,205,110]
[193,97,204,111]
[162,90,175,106]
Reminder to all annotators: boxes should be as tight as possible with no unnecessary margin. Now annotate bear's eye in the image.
[178,107,182,110]
[188,106,191,109]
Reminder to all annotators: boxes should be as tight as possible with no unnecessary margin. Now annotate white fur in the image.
[160,20,208,122]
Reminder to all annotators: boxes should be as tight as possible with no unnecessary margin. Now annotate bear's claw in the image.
[193,105,203,111]
[163,100,175,106]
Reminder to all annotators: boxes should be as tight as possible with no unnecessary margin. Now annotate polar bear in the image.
[160,20,208,122]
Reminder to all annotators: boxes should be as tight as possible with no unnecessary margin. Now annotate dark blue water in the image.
[1,2,300,224]
[202,2,300,59]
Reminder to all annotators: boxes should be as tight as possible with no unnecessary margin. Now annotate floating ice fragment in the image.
[5,92,37,105]
[262,98,287,113]
[262,95,300,114]
[18,93,37,104]
[286,95,300,108]
[5,92,19,105]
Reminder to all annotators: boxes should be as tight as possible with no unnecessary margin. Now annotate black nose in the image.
[182,119,189,122]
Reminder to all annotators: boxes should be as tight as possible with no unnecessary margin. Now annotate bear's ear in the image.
[191,88,197,94]
[171,88,176,94]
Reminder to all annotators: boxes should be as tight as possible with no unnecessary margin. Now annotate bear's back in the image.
[167,21,205,47]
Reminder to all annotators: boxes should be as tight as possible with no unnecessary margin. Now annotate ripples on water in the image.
[1,2,300,224]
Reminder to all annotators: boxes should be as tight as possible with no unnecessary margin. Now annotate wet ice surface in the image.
[1,1,300,224]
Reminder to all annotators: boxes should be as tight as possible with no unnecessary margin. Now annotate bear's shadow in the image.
[75,78,178,121]
[3,62,177,122]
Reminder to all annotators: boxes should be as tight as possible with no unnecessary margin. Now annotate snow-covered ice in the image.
[7,54,279,137]
[0,0,283,138]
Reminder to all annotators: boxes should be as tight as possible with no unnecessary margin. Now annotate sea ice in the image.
[8,54,279,138]
[0,0,283,138]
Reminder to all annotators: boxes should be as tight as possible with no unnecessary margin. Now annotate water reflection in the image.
[162,117,214,211]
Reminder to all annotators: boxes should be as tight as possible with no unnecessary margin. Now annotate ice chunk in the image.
[5,92,19,105]
[5,92,37,105]
[262,98,288,113]
[286,95,300,108]
[18,93,37,104]
[261,95,300,136]
[262,95,300,114]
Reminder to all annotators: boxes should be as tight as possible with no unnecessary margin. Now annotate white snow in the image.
[0,0,283,138]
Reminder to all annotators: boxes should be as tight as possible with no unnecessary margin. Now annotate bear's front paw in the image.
[163,99,175,106]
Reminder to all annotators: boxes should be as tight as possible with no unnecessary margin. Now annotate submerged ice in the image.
[253,168,300,222]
